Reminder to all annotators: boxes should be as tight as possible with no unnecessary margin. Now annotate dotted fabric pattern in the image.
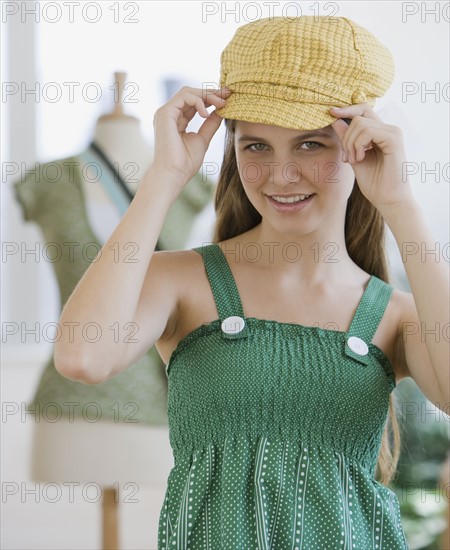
[158,244,409,549]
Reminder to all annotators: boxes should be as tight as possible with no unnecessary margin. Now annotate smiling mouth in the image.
[268,193,315,204]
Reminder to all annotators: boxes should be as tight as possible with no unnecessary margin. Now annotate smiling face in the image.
[233,120,355,240]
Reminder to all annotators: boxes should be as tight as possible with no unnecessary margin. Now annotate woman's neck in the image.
[226,221,362,285]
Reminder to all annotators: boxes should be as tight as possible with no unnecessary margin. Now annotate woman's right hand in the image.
[152,86,231,194]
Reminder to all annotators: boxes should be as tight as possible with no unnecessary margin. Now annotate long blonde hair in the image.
[211,118,403,486]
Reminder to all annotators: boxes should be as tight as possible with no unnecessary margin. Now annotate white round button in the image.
[221,316,245,335]
[347,336,369,356]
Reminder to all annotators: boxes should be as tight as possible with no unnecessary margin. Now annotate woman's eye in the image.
[246,143,267,152]
[244,141,321,152]
[300,141,321,150]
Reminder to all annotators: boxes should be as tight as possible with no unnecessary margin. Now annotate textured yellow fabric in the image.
[217,16,395,130]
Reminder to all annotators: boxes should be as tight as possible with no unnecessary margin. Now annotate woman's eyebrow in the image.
[237,130,333,142]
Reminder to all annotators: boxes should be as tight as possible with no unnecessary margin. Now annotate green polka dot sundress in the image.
[158,243,409,549]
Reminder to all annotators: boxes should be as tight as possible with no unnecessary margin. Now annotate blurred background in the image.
[1,1,449,549]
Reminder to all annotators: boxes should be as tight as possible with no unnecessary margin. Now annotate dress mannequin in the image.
[15,73,214,549]
[91,72,153,191]
[30,73,173,487]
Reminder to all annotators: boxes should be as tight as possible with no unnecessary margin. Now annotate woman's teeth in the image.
[271,194,312,204]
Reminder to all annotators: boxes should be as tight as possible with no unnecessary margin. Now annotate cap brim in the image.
[215,93,339,131]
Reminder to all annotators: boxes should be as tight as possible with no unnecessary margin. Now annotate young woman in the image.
[55,16,448,549]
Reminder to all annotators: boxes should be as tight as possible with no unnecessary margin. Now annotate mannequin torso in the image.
[32,115,174,486]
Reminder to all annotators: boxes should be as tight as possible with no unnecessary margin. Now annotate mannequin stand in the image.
[102,487,119,549]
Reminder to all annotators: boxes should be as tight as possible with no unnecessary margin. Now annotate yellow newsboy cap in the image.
[216,16,395,130]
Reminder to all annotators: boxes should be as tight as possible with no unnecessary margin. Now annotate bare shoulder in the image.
[382,286,416,382]
[386,286,417,338]
[385,285,413,318]
[150,248,213,364]
[150,247,203,272]
[146,247,206,323]
[363,281,411,383]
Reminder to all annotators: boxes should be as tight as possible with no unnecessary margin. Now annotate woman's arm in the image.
[382,199,449,410]
[54,86,230,383]
[330,103,449,411]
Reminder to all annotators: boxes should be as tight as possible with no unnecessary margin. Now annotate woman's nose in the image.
[268,158,303,186]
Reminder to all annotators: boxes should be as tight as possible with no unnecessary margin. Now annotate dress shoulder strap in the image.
[345,275,394,365]
[192,243,249,340]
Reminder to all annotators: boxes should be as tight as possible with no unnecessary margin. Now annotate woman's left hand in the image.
[330,103,415,215]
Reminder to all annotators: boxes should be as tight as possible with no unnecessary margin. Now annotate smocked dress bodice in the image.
[158,243,409,549]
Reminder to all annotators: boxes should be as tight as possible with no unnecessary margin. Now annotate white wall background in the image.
[3,0,449,364]
[1,1,449,549]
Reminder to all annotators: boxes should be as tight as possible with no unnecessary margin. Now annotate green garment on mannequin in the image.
[13,148,214,425]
